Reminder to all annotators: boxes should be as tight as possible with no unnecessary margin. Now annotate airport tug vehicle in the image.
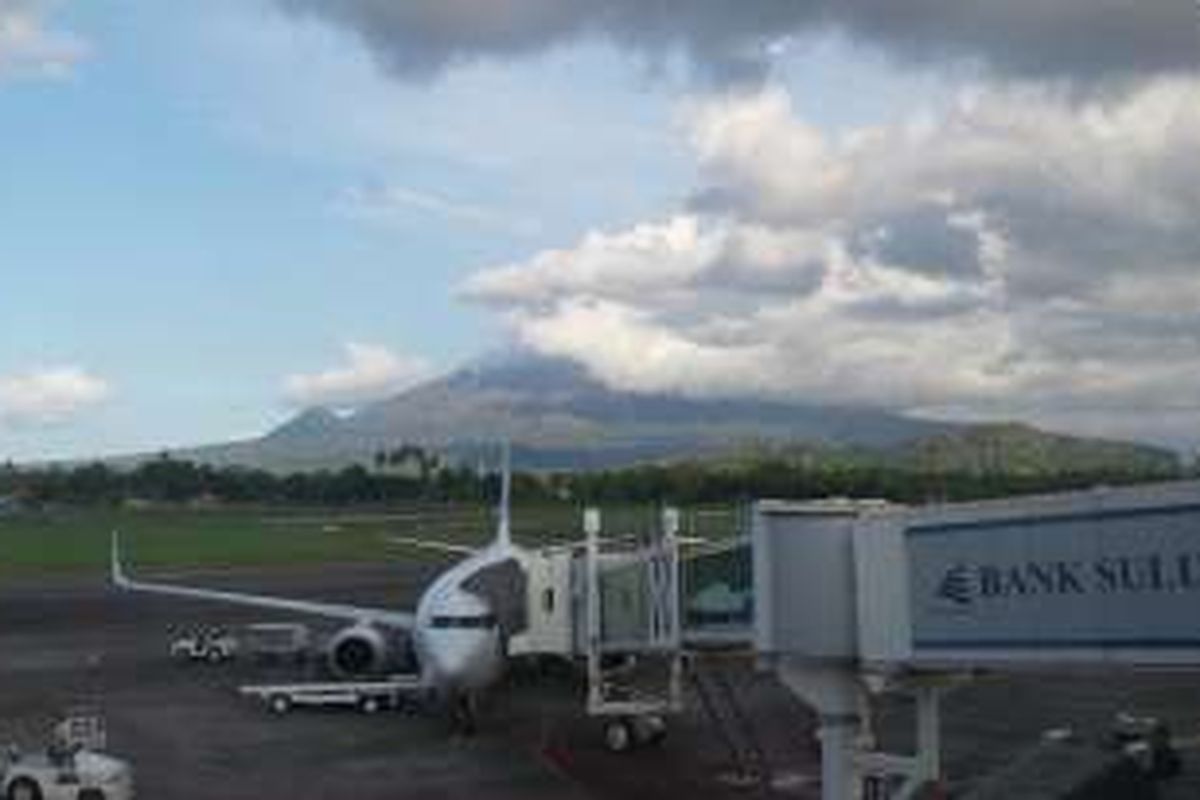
[1,711,133,800]
[169,626,237,663]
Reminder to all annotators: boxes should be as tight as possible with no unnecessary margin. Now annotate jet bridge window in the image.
[431,614,498,629]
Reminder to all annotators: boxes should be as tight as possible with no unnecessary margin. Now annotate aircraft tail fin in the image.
[110,530,130,588]
[496,442,511,549]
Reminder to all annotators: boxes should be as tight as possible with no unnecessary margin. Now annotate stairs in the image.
[687,655,771,787]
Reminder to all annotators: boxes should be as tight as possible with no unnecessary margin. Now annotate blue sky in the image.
[2,1,1197,460]
[1,1,666,456]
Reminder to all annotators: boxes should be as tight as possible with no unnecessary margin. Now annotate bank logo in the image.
[936,563,973,607]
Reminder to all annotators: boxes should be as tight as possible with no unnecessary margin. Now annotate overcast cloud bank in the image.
[277,0,1198,88]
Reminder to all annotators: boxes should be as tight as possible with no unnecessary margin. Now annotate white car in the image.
[2,746,133,800]
[170,627,238,663]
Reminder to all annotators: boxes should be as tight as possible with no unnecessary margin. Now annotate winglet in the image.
[110,530,129,588]
[496,441,512,549]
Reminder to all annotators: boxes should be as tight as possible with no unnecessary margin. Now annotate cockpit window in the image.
[430,614,498,629]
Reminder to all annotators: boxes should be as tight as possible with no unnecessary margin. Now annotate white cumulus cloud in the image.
[284,342,432,408]
[463,78,1200,447]
[0,366,111,427]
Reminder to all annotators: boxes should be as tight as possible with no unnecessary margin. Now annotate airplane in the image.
[110,451,528,732]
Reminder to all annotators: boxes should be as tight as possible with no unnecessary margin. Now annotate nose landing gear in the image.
[449,692,478,736]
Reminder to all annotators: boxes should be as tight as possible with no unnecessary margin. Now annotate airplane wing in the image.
[383,535,477,556]
[536,533,713,551]
[110,532,414,629]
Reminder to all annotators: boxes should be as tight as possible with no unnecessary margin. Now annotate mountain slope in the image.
[891,422,1178,475]
[172,353,1177,474]
[174,354,948,470]
[304,354,954,469]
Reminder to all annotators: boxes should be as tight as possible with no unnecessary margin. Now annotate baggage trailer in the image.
[239,675,424,715]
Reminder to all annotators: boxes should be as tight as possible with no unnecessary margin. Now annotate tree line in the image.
[0,447,1188,509]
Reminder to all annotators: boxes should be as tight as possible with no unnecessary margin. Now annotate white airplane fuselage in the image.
[410,543,519,694]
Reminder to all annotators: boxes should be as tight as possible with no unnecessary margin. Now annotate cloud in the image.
[0,0,89,81]
[462,215,829,315]
[485,235,1020,408]
[335,183,541,237]
[0,366,111,427]
[463,79,1200,446]
[284,342,432,408]
[276,0,1197,87]
[685,82,1200,298]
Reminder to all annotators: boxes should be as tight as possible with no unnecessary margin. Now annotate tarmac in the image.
[3,561,1200,798]
[0,562,821,799]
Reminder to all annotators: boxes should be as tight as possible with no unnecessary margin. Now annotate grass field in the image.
[0,502,740,577]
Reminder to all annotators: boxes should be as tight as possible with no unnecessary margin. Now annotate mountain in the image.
[266,406,343,442]
[342,353,961,468]
[717,422,1179,477]
[170,353,1178,474]
[889,422,1178,475]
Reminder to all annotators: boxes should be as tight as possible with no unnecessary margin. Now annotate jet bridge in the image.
[508,508,685,750]
[754,481,1200,800]
[510,479,1200,794]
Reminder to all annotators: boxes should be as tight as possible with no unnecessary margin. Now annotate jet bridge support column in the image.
[752,500,890,800]
[915,685,941,785]
[776,659,867,800]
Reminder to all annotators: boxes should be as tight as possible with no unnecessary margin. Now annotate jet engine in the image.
[327,624,391,678]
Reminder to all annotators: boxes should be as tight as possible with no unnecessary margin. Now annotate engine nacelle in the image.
[327,624,391,678]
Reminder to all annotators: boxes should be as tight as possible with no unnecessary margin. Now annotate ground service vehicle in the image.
[1,749,133,800]
[1,713,133,800]
[169,627,237,663]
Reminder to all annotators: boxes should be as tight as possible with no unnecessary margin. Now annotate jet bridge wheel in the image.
[268,693,293,715]
[602,715,668,752]
[640,715,668,746]
[5,777,42,800]
[603,718,635,754]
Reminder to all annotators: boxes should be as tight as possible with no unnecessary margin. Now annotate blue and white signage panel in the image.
[907,499,1200,662]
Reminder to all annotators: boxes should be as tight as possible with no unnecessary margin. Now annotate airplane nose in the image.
[429,632,499,690]
[433,646,471,684]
